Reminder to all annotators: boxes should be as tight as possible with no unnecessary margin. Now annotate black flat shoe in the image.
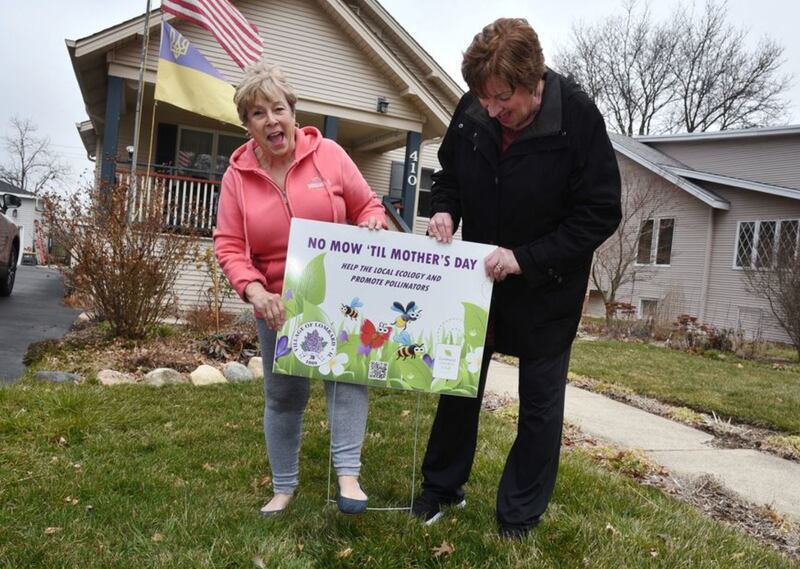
[258,506,285,518]
[336,495,368,515]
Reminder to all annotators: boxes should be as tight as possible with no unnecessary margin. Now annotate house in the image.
[66,0,462,310]
[584,126,800,344]
[0,181,44,260]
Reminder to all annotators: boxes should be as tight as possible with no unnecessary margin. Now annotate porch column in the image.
[100,75,124,193]
[401,131,421,228]
[323,116,338,140]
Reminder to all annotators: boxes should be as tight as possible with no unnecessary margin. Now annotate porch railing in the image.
[116,169,221,233]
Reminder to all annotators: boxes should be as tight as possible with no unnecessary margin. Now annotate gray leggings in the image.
[257,320,369,494]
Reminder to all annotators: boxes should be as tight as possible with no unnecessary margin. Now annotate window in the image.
[636,220,654,264]
[389,161,404,202]
[176,127,246,179]
[416,167,434,217]
[637,218,674,265]
[735,219,800,269]
[388,161,435,217]
[639,298,658,320]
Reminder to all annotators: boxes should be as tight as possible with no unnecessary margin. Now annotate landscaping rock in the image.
[248,357,264,379]
[34,371,81,384]
[223,362,253,382]
[143,368,188,387]
[97,369,136,386]
[190,365,227,386]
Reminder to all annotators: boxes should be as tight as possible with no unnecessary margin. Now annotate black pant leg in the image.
[496,347,571,529]
[420,347,494,502]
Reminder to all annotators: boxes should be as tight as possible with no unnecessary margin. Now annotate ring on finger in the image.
[494,262,503,273]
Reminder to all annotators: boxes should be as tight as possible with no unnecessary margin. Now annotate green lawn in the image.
[570,340,800,433]
[1,380,795,568]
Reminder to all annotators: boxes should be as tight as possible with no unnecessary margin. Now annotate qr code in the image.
[368,361,389,381]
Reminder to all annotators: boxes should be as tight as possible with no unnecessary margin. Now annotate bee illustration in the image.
[391,301,422,329]
[341,297,364,319]
[395,331,424,360]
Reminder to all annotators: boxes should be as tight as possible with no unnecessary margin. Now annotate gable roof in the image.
[665,167,800,201]
[0,180,36,198]
[67,0,463,143]
[635,124,800,143]
[609,133,730,210]
[611,129,800,205]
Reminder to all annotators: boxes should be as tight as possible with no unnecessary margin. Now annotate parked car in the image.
[0,193,22,296]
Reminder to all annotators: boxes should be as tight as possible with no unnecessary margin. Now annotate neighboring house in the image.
[585,126,800,344]
[0,181,43,256]
[67,0,462,310]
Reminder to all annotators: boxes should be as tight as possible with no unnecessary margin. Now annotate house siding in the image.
[111,0,423,123]
[174,238,249,313]
[8,198,42,252]
[611,156,711,323]
[701,183,800,342]
[650,136,800,190]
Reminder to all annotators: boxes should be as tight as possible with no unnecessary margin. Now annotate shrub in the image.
[42,183,198,339]
[190,247,236,333]
[669,314,735,353]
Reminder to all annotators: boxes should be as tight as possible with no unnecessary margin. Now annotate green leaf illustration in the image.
[296,253,326,305]
[462,302,489,351]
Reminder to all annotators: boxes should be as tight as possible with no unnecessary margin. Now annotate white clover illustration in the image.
[319,352,349,376]
[465,347,484,373]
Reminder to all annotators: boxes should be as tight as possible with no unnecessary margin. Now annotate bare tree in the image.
[42,183,199,339]
[672,2,790,132]
[0,116,70,194]
[741,227,800,361]
[555,1,679,135]
[554,0,792,135]
[591,172,670,323]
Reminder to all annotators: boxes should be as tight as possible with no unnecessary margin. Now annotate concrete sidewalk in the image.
[485,359,800,522]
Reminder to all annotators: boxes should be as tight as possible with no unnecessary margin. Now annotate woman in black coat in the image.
[412,18,622,538]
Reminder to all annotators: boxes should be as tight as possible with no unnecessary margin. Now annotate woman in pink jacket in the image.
[214,62,386,517]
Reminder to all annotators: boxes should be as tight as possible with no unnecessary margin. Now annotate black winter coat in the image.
[431,70,622,358]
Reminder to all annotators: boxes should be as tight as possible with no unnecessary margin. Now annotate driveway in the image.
[0,266,80,384]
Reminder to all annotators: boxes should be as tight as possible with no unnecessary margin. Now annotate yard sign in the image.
[273,219,494,398]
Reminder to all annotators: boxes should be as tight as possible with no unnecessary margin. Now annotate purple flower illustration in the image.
[274,335,291,361]
[339,330,349,343]
[284,289,293,300]
[423,354,434,369]
[357,344,372,356]
[301,330,328,354]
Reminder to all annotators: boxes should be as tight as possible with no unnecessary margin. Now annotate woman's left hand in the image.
[358,216,387,230]
[484,247,521,282]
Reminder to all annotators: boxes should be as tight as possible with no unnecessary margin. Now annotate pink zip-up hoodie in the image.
[213,126,385,302]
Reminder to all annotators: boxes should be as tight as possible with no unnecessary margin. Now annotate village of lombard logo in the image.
[291,322,337,367]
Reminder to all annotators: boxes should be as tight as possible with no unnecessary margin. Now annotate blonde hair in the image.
[462,18,545,97]
[234,62,298,124]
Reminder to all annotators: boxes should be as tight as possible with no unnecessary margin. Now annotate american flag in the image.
[161,0,264,69]
[177,150,194,168]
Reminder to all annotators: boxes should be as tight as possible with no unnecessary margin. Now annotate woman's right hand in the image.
[427,212,454,243]
[245,281,286,330]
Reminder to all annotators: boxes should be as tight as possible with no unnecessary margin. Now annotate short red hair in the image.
[461,18,545,97]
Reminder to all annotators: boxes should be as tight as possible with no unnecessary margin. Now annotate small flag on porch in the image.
[154,22,242,128]
[161,0,263,69]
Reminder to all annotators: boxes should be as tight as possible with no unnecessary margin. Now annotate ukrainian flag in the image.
[154,22,242,128]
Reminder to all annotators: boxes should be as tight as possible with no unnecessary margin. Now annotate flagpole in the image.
[129,0,153,220]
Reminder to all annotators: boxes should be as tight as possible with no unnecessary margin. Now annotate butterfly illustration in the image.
[391,301,422,329]
[359,319,392,355]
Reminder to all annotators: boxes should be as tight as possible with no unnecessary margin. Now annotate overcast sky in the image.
[0,0,797,187]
